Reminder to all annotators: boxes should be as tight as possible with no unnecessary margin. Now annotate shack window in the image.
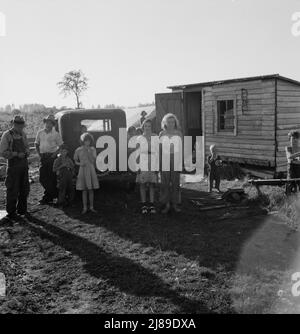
[81,119,112,133]
[217,100,235,132]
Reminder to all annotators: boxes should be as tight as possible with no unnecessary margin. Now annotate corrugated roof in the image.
[167,74,300,90]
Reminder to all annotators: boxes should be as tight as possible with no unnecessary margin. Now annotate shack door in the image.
[155,92,184,133]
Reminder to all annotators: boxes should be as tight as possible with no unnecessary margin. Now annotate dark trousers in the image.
[5,161,30,215]
[40,154,58,201]
[208,168,221,191]
[57,169,74,205]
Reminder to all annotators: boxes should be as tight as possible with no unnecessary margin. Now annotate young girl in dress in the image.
[74,133,99,214]
[159,113,183,214]
[136,119,159,214]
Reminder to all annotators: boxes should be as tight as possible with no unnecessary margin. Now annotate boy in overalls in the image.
[0,115,30,220]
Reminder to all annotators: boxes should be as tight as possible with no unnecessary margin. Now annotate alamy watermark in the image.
[95,129,204,173]
[0,12,6,37]
[291,12,300,37]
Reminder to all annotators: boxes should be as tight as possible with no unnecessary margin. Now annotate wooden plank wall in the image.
[276,80,300,172]
[155,93,183,134]
[202,79,276,167]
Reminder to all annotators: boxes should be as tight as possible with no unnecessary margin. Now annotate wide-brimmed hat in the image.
[13,115,25,125]
[43,115,56,125]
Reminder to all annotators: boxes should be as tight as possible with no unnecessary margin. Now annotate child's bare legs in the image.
[82,191,88,214]
[149,185,156,214]
[140,184,148,214]
[149,185,155,203]
[140,184,147,203]
[89,190,96,212]
[208,172,213,192]
[215,175,221,192]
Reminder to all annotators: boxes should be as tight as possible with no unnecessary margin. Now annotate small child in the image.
[74,133,99,214]
[136,119,159,214]
[208,144,222,193]
[53,145,75,207]
[127,126,137,141]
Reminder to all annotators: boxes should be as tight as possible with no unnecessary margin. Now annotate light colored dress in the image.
[74,146,99,191]
[136,134,159,185]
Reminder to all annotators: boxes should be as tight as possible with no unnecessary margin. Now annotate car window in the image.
[81,119,112,133]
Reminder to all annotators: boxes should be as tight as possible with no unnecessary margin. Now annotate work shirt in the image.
[35,128,63,154]
[0,128,30,160]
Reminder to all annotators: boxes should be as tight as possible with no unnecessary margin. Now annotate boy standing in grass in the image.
[208,145,222,193]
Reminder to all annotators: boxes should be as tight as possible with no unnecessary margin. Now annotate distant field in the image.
[1,106,155,137]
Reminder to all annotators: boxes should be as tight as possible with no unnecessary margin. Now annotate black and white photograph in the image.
[1,0,300,317]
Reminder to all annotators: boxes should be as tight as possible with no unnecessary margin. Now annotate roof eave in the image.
[167,74,300,91]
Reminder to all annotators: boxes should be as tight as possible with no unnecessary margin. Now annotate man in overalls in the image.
[0,115,30,220]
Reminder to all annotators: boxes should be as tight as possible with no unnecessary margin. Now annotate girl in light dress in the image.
[136,119,159,214]
[74,133,99,214]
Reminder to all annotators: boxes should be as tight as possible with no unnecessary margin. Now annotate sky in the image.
[0,0,300,109]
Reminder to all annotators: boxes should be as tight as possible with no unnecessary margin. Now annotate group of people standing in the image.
[3,109,298,221]
[0,112,100,220]
[0,111,187,219]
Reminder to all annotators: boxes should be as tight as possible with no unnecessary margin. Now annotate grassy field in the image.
[1,167,300,314]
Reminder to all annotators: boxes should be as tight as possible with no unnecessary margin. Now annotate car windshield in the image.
[81,119,112,133]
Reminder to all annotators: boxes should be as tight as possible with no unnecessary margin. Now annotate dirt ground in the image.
[1,172,300,314]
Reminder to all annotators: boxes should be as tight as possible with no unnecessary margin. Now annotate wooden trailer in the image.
[155,74,300,175]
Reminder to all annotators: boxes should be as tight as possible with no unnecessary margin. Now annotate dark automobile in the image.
[55,109,133,182]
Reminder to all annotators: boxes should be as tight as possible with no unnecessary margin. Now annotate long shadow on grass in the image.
[65,187,266,272]
[25,214,213,314]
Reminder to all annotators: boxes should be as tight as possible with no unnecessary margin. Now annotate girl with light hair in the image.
[161,113,180,131]
[159,113,183,214]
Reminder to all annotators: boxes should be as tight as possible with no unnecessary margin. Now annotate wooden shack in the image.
[155,74,300,175]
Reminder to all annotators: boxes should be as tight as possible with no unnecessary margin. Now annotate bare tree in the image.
[57,70,88,109]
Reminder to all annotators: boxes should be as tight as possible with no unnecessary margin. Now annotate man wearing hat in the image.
[35,115,63,204]
[0,114,30,220]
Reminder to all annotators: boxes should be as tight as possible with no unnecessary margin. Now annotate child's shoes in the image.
[141,205,148,215]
